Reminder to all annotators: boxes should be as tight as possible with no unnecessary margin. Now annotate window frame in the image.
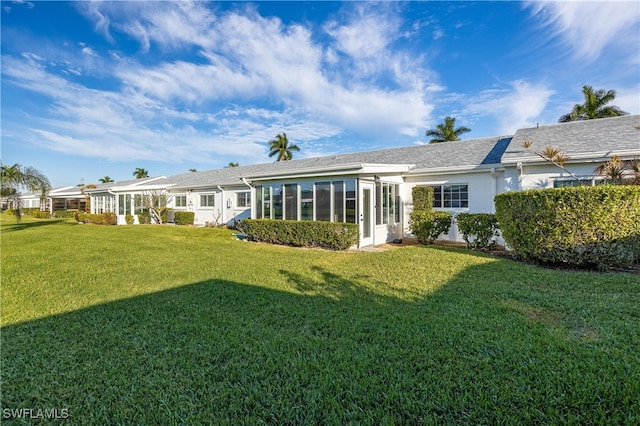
[200,193,215,208]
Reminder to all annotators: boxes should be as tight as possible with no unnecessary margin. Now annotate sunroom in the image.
[243,163,412,248]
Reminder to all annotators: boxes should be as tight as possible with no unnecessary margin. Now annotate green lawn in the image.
[1,215,639,424]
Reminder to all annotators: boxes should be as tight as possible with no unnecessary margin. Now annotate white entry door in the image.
[359,181,375,247]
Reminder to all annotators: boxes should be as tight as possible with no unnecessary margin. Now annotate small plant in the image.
[125,214,134,225]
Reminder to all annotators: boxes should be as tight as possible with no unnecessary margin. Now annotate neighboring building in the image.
[34,114,640,247]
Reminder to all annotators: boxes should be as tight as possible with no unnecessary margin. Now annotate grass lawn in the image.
[1,214,639,424]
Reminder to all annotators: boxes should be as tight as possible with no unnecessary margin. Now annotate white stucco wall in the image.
[169,187,251,227]
[402,169,502,242]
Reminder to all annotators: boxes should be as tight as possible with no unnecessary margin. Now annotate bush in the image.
[456,213,499,251]
[125,215,134,225]
[174,211,195,226]
[52,210,76,219]
[4,209,16,216]
[22,208,41,216]
[31,210,51,219]
[137,212,151,224]
[495,186,640,269]
[409,210,452,244]
[75,212,117,225]
[412,186,434,211]
[237,219,359,250]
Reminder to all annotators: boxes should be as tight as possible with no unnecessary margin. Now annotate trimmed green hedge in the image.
[495,186,640,269]
[174,211,195,226]
[456,213,499,251]
[409,210,452,244]
[237,219,359,250]
[51,210,77,219]
[31,211,51,219]
[76,212,117,226]
[412,186,434,211]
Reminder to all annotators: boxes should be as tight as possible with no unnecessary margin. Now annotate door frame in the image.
[358,181,375,247]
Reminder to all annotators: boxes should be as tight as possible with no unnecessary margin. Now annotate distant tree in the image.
[0,163,52,223]
[559,85,629,122]
[226,162,239,168]
[189,168,197,173]
[99,176,113,183]
[140,190,173,224]
[426,116,471,143]
[268,133,300,161]
[133,168,149,179]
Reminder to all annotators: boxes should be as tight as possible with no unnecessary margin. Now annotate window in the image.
[272,185,283,219]
[345,179,356,223]
[200,194,215,208]
[333,181,344,222]
[236,192,250,208]
[175,195,187,208]
[300,182,313,220]
[552,176,607,188]
[430,184,468,208]
[284,184,298,220]
[118,194,132,215]
[315,182,331,221]
[376,182,399,225]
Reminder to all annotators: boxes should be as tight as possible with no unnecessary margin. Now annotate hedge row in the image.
[174,211,195,226]
[238,219,359,250]
[76,212,117,225]
[495,186,640,269]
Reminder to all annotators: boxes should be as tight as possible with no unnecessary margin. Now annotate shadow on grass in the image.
[0,218,73,233]
[2,262,638,424]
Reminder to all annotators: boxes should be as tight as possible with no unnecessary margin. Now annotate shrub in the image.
[125,215,134,225]
[4,209,16,216]
[31,210,51,219]
[409,210,452,244]
[412,186,434,211]
[22,208,41,216]
[495,186,640,269]
[237,219,359,250]
[52,210,76,219]
[137,212,151,224]
[75,212,117,225]
[456,213,499,251]
[174,211,195,226]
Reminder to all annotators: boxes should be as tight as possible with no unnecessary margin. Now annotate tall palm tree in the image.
[226,162,239,168]
[559,85,628,122]
[99,176,113,183]
[268,133,300,161]
[426,116,471,143]
[1,163,52,223]
[133,168,149,179]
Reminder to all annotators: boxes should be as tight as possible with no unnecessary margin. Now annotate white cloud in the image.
[461,80,554,135]
[526,1,640,62]
[3,2,437,167]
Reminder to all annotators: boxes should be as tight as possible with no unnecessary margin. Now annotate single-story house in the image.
[18,115,640,247]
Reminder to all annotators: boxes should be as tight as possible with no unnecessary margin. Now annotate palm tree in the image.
[559,85,629,122]
[268,133,300,161]
[594,156,640,185]
[133,168,149,179]
[426,117,471,143]
[1,163,52,223]
[188,168,197,173]
[226,162,239,168]
[99,176,113,183]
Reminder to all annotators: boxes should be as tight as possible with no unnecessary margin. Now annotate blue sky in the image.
[2,1,639,187]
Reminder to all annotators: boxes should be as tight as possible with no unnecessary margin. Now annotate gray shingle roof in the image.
[162,135,512,188]
[504,114,640,162]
